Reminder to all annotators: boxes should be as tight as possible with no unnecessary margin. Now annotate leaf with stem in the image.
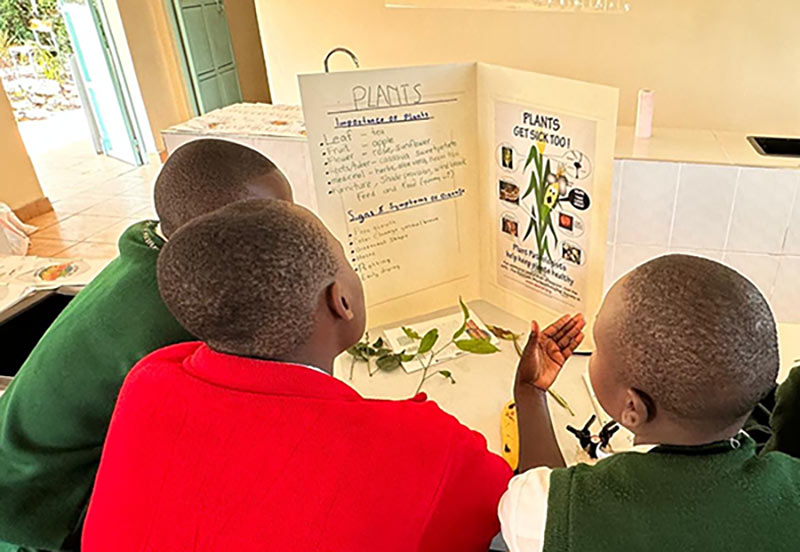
[487,324,518,341]
[521,157,539,201]
[438,370,456,384]
[402,327,422,340]
[417,328,439,355]
[523,216,537,241]
[376,354,403,372]
[454,338,500,354]
[452,296,471,340]
[524,144,538,172]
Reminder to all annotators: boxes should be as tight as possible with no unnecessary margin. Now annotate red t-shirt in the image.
[83,342,511,551]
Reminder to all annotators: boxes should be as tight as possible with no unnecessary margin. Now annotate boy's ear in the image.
[326,280,355,321]
[620,387,654,430]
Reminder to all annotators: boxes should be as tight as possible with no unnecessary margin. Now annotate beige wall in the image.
[115,0,194,151]
[225,0,271,103]
[255,0,800,135]
[0,80,44,211]
[113,0,270,149]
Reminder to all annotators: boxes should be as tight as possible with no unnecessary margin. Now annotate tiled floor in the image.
[18,110,161,259]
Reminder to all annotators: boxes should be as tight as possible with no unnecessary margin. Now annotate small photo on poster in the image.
[497,143,517,172]
[557,211,585,237]
[499,179,520,204]
[501,213,519,237]
[561,241,584,266]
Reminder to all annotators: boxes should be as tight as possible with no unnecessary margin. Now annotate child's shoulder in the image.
[125,342,205,387]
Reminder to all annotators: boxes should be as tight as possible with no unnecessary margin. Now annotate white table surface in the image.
[333,300,625,466]
[334,299,800,465]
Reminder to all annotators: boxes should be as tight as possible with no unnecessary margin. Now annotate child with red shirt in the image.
[82,199,512,552]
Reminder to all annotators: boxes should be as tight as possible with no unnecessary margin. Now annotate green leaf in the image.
[438,370,456,384]
[346,346,368,361]
[523,216,536,241]
[535,148,543,178]
[400,353,416,362]
[402,327,422,340]
[487,324,516,341]
[418,328,439,355]
[452,296,471,340]
[454,338,500,354]
[543,240,553,264]
[521,161,538,200]
[376,354,403,372]
[371,337,384,349]
[523,144,538,172]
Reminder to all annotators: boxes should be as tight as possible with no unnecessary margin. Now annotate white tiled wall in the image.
[605,159,800,323]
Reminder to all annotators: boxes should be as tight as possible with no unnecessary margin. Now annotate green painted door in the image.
[170,0,242,114]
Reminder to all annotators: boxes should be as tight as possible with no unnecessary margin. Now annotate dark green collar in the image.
[651,433,754,456]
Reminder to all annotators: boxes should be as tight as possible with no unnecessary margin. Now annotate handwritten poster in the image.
[493,101,596,311]
[300,63,617,330]
[299,64,479,314]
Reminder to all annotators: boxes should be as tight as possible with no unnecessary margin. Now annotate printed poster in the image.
[493,101,596,311]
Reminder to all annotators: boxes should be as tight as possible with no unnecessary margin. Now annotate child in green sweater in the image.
[0,139,292,552]
[501,254,800,552]
[765,363,800,458]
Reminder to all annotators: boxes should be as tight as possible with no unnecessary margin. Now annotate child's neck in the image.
[274,345,337,376]
[634,420,745,447]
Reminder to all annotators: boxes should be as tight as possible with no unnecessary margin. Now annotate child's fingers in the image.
[557,316,586,348]
[541,314,570,338]
[547,313,581,342]
[562,333,585,359]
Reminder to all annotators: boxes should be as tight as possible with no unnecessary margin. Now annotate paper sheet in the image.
[383,308,499,372]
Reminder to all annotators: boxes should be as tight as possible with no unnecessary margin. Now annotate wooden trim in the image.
[14,196,53,222]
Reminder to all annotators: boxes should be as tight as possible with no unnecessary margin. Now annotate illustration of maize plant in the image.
[522,141,559,271]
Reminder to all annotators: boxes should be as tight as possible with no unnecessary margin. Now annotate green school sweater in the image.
[0,221,194,551]
[765,365,800,458]
[544,435,800,551]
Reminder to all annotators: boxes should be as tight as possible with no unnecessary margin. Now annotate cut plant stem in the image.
[547,388,575,417]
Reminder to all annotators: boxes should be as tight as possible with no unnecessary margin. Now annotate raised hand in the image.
[516,313,585,390]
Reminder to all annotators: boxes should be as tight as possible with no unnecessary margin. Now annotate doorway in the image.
[1,0,160,258]
[166,0,243,115]
[0,0,150,199]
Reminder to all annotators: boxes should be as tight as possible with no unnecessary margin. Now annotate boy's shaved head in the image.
[157,200,342,359]
[154,139,292,237]
[599,254,778,429]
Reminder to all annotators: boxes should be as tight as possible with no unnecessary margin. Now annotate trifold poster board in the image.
[299,63,618,344]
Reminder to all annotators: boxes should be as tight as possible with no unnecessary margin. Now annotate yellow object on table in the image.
[501,400,519,470]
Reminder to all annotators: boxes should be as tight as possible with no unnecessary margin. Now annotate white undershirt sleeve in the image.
[497,467,552,552]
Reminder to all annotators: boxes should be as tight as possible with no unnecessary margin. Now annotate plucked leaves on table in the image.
[454,338,500,354]
[417,328,439,355]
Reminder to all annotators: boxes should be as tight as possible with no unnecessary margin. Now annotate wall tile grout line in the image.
[609,160,625,280]
[721,167,742,255]
[777,172,800,255]
[666,163,682,248]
